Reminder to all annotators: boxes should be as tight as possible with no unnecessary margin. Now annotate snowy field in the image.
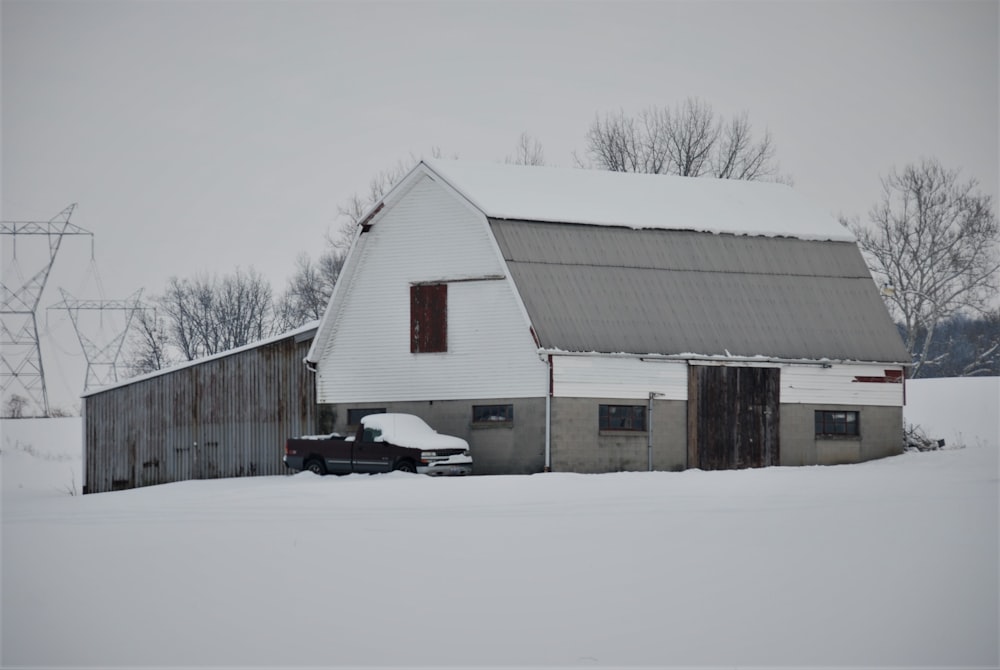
[2,380,997,669]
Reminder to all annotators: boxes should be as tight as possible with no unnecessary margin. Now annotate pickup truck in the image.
[284,413,473,476]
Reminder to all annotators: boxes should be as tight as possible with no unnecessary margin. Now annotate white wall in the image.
[552,356,687,399]
[552,356,905,407]
[314,174,548,403]
[781,363,905,406]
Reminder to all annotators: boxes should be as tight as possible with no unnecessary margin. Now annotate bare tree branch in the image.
[849,158,1000,377]
[583,99,784,181]
[505,132,546,166]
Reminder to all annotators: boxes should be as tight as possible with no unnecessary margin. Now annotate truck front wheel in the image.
[304,458,326,475]
[394,460,416,473]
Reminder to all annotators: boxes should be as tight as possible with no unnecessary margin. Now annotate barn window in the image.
[348,407,385,427]
[815,410,860,437]
[599,404,646,431]
[473,404,514,425]
[410,283,447,353]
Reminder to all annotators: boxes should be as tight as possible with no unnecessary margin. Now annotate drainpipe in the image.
[544,354,553,472]
[648,391,665,472]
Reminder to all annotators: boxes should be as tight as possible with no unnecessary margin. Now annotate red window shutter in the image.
[410,284,447,353]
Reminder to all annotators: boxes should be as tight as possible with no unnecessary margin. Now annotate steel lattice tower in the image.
[48,289,146,392]
[1,204,93,416]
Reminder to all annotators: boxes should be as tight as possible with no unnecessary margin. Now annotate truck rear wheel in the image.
[304,458,326,475]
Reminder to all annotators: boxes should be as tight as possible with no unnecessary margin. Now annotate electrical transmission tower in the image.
[48,289,146,391]
[1,204,93,416]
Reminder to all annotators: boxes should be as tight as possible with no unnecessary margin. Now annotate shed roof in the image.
[490,220,910,363]
[425,159,854,242]
[82,321,319,398]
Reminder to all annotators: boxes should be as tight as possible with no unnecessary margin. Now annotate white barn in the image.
[306,160,910,474]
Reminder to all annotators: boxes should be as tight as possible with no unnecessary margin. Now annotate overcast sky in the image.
[2,0,998,410]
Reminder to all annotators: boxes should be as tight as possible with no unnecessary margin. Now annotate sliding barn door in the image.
[688,365,780,470]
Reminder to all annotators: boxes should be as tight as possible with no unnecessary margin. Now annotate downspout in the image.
[544,354,552,472]
[647,391,665,472]
[647,392,654,472]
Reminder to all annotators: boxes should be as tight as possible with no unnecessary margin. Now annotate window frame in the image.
[814,409,860,437]
[472,404,514,426]
[599,404,647,432]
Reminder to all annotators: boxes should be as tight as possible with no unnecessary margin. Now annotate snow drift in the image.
[1,378,997,668]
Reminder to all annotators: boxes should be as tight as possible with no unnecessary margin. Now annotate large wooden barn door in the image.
[688,365,779,470]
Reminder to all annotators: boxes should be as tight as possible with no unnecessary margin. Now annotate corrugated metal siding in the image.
[552,355,688,399]
[490,220,911,364]
[314,175,548,404]
[84,331,316,493]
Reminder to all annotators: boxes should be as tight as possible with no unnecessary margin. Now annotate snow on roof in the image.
[423,159,854,242]
[362,413,469,451]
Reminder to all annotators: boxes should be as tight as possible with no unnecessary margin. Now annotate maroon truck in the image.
[283,413,473,476]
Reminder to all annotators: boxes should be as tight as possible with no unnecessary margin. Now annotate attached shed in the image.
[83,322,317,493]
[307,160,911,475]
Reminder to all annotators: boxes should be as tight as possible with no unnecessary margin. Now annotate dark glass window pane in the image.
[473,404,513,423]
[600,404,646,431]
[348,407,385,426]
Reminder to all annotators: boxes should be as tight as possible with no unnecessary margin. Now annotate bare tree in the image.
[274,250,345,330]
[125,307,173,376]
[582,99,781,181]
[216,268,274,347]
[714,112,777,180]
[159,276,202,361]
[155,268,275,361]
[505,132,546,166]
[4,393,28,418]
[848,158,999,377]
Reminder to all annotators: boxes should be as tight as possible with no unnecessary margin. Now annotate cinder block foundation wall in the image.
[320,397,547,475]
[779,404,904,466]
[549,397,687,473]
[317,399,902,474]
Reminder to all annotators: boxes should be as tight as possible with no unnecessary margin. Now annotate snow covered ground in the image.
[2,380,997,669]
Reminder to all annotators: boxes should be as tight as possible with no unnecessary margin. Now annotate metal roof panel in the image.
[491,220,909,363]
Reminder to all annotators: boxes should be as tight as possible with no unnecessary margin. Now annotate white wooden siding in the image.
[781,363,904,406]
[552,356,904,407]
[552,356,688,400]
[315,175,547,403]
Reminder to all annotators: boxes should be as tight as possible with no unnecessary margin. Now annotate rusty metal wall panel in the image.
[84,329,316,494]
[688,365,780,470]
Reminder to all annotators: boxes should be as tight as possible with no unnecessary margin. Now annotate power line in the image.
[47,289,147,391]
[1,204,93,416]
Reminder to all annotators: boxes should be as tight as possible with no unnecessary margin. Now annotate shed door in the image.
[688,365,779,470]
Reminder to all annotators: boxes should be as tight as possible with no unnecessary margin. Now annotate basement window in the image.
[599,404,647,432]
[815,410,860,437]
[410,283,447,353]
[473,404,514,425]
[348,407,385,427]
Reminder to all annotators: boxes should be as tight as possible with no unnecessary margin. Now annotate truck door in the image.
[352,427,393,473]
[322,439,354,475]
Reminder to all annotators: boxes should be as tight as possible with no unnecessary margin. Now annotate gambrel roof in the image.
[309,160,909,365]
